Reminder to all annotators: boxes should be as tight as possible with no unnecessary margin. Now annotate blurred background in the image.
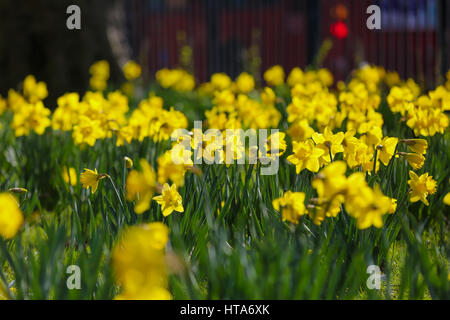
[0,0,448,106]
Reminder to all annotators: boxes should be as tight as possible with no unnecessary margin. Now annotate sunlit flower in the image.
[80,168,108,194]
[401,152,425,170]
[262,131,287,158]
[408,171,437,206]
[312,127,344,164]
[376,136,398,166]
[400,139,428,155]
[153,183,184,217]
[287,140,324,173]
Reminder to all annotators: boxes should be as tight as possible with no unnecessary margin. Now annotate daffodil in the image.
[157,150,190,187]
[443,192,450,206]
[153,184,184,217]
[89,60,110,91]
[287,140,324,173]
[126,159,157,214]
[312,161,348,199]
[112,222,171,300]
[123,61,142,81]
[211,73,232,90]
[376,136,398,166]
[400,139,428,155]
[308,195,344,225]
[312,127,345,164]
[80,168,108,194]
[345,182,391,229]
[401,152,425,170]
[235,72,255,94]
[272,191,307,224]
[261,131,287,159]
[287,119,314,142]
[264,65,285,86]
[23,75,48,103]
[11,101,51,136]
[156,68,195,92]
[0,193,24,239]
[388,198,397,214]
[408,171,437,206]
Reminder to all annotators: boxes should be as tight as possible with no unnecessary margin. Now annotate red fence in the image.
[126,0,448,87]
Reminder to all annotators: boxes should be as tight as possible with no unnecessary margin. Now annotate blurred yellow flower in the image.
[11,101,51,136]
[211,73,232,90]
[312,127,345,164]
[126,159,156,214]
[112,222,171,300]
[235,72,255,94]
[264,65,285,86]
[443,192,450,206]
[89,60,110,91]
[23,75,48,103]
[123,60,142,81]
[389,198,397,214]
[346,185,391,229]
[272,191,306,224]
[0,193,24,239]
[62,166,77,186]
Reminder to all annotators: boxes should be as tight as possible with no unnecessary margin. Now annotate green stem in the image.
[373,149,378,176]
[107,176,125,212]
[122,160,127,196]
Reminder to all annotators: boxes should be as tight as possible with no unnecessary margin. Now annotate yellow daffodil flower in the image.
[153,183,184,217]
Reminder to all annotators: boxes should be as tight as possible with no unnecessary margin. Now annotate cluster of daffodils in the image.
[79,159,185,217]
[273,161,397,229]
[7,75,51,137]
[112,222,171,300]
[121,60,142,96]
[52,89,187,147]
[286,126,400,175]
[1,62,448,237]
[198,72,281,130]
[388,82,449,136]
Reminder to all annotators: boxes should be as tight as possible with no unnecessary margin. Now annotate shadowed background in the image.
[0,0,448,107]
